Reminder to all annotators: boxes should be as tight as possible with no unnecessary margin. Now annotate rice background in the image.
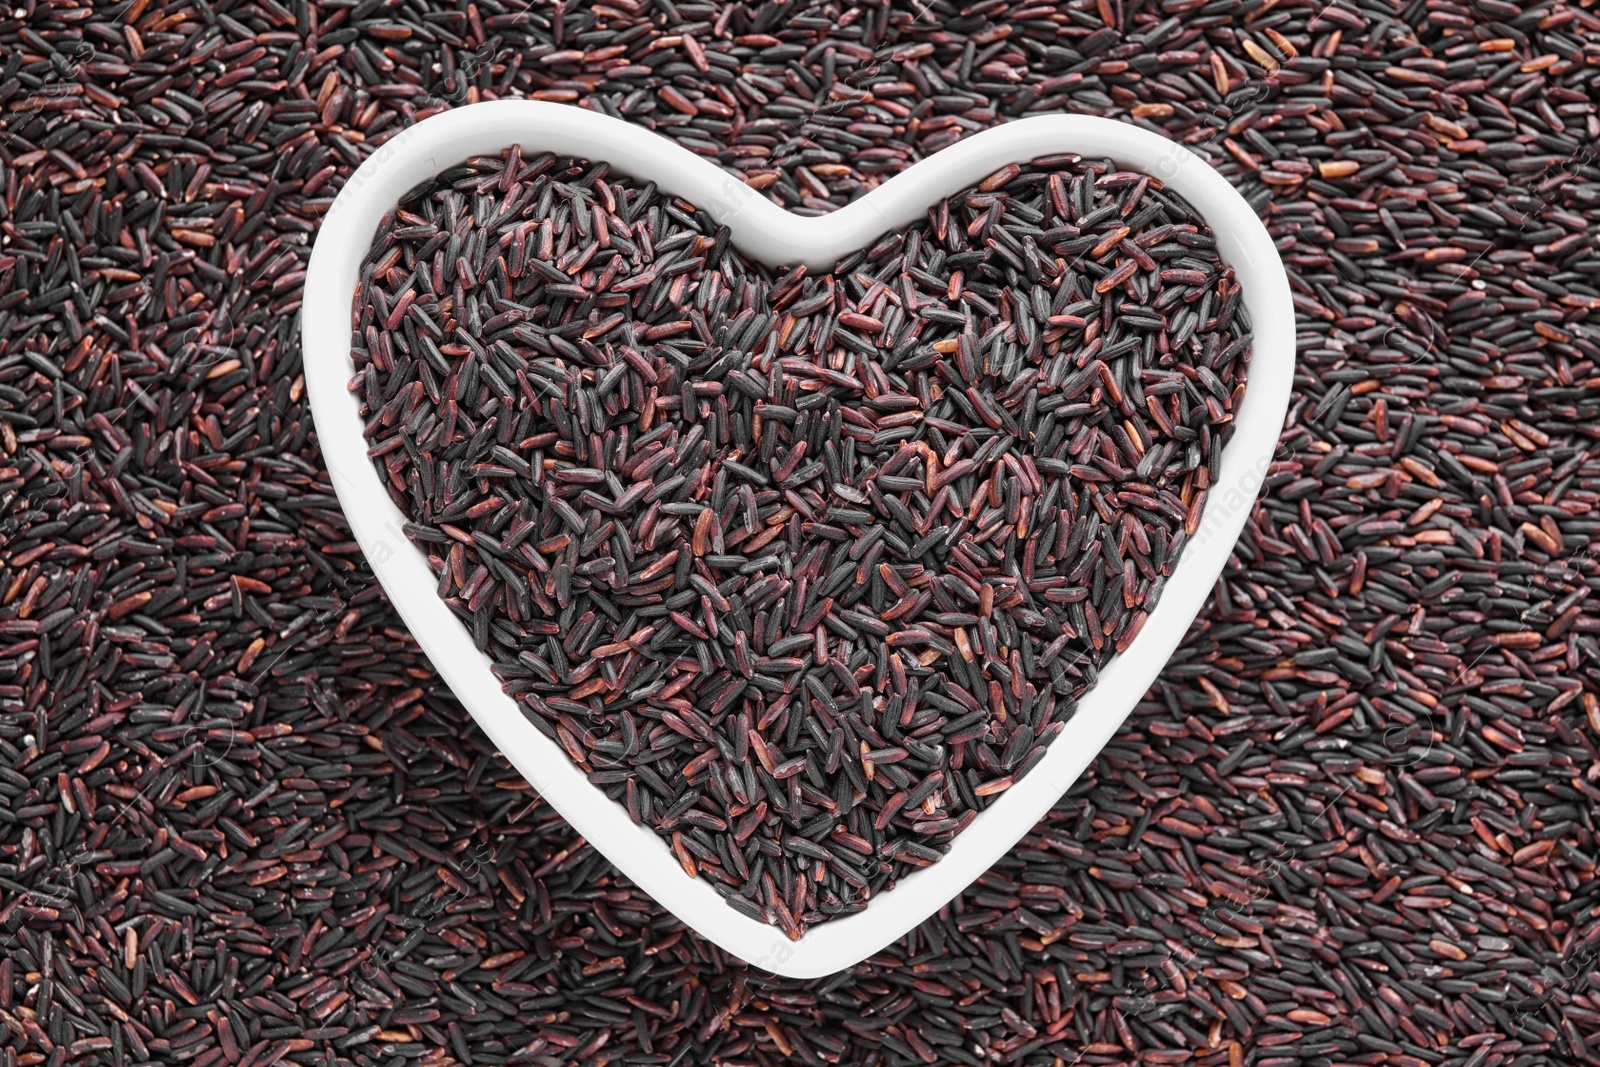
[1,1,1598,1065]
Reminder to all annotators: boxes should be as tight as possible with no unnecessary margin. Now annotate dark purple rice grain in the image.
[350,150,1248,937]
[1,0,1599,1064]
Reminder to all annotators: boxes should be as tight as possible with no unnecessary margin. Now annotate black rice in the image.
[350,150,1249,937]
[2,0,1598,1063]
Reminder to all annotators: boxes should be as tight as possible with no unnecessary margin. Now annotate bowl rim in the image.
[302,99,1295,979]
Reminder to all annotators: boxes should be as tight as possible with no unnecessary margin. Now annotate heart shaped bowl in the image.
[303,99,1294,978]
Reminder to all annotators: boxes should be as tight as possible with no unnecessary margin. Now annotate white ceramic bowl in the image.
[302,100,1293,979]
